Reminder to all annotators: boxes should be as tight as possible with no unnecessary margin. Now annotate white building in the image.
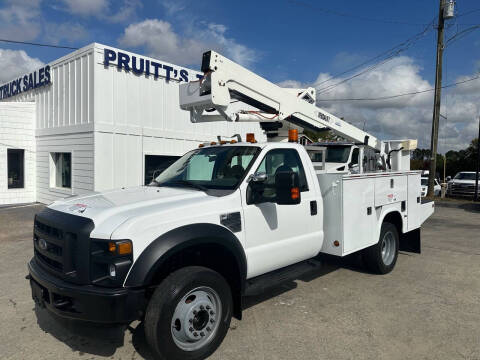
[0,43,265,206]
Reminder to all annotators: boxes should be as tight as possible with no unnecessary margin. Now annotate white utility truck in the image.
[27,51,434,360]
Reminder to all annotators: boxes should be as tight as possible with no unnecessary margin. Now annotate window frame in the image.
[7,148,25,189]
[49,151,73,192]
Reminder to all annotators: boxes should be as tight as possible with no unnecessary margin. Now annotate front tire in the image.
[363,222,399,274]
[144,266,233,360]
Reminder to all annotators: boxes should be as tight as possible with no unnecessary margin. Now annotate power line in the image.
[315,19,436,95]
[0,39,79,50]
[456,8,480,18]
[445,24,480,47]
[316,74,480,102]
[288,0,434,25]
[313,19,436,90]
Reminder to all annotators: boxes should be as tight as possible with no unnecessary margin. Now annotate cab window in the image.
[255,149,308,200]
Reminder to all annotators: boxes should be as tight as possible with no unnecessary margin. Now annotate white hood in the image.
[49,186,211,238]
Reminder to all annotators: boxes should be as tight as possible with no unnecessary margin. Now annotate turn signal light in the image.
[246,133,256,143]
[219,140,227,145]
[108,240,133,255]
[230,140,237,144]
[117,241,132,255]
[291,187,300,200]
[210,141,217,145]
[288,129,298,143]
[198,143,205,148]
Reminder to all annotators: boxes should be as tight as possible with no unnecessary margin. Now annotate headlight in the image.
[91,239,133,287]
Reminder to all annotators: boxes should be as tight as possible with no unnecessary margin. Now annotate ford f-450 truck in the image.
[28,51,434,360]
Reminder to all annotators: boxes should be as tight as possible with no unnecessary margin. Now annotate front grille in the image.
[33,208,94,285]
[34,219,72,274]
[33,220,79,279]
[449,183,477,197]
[35,248,63,271]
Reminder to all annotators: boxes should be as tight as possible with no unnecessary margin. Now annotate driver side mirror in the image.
[275,171,301,205]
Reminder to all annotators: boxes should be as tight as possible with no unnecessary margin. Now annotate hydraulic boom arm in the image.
[179,50,382,151]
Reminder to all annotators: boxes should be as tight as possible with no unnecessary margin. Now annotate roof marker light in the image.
[246,133,256,143]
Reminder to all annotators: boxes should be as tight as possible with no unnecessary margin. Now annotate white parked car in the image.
[421,177,440,197]
[447,172,479,198]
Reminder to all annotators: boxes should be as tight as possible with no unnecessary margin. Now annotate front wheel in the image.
[144,266,233,360]
[363,222,399,274]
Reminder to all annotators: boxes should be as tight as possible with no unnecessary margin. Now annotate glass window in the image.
[51,153,71,188]
[153,146,260,190]
[7,149,24,189]
[454,172,476,180]
[144,155,180,185]
[324,146,352,163]
[350,148,359,165]
[254,149,308,200]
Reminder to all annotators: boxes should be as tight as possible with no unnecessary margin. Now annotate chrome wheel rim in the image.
[170,286,222,352]
[381,231,396,266]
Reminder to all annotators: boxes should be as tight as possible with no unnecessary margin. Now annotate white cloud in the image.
[280,55,480,152]
[0,0,42,41]
[160,0,186,16]
[59,0,109,15]
[58,0,141,22]
[44,22,89,45]
[0,49,44,83]
[108,0,143,23]
[118,18,258,67]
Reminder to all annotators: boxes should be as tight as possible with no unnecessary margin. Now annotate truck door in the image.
[241,148,322,278]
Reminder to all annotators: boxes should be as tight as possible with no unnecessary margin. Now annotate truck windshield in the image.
[309,146,352,163]
[454,172,476,180]
[153,146,260,190]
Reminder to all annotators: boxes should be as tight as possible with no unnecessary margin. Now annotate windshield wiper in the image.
[162,180,209,192]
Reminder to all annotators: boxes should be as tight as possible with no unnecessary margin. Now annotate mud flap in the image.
[400,228,421,254]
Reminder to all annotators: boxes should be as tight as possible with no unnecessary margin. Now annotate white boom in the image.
[179,50,417,160]
[180,51,384,150]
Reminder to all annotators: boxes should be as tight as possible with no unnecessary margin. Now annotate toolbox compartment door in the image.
[374,175,407,207]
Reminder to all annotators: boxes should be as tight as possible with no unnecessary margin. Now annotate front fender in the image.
[124,223,247,288]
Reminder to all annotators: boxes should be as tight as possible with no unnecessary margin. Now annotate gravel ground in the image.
[0,202,479,360]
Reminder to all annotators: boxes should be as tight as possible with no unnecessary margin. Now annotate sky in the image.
[0,0,479,153]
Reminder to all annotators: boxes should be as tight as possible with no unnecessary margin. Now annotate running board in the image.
[244,258,323,296]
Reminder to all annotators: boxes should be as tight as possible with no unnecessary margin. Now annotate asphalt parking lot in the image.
[0,202,479,360]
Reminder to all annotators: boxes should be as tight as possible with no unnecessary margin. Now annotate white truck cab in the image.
[27,50,434,360]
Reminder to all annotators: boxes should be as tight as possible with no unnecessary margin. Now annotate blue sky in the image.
[0,0,479,151]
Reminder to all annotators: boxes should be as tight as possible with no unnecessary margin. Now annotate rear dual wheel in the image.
[144,266,233,360]
[363,222,399,274]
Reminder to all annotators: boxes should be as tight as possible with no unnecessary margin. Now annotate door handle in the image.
[310,201,317,216]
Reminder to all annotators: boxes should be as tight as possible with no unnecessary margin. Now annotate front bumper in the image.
[28,258,146,324]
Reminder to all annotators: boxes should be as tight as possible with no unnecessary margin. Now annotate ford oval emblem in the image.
[39,238,48,250]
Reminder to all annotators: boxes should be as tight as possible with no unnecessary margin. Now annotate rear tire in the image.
[363,222,399,274]
[144,266,233,360]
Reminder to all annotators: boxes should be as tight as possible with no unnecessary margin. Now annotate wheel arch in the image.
[125,223,247,319]
[378,209,404,237]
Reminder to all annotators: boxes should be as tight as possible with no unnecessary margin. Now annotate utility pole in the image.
[474,116,480,202]
[427,0,447,197]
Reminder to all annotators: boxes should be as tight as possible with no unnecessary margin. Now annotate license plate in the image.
[30,279,47,308]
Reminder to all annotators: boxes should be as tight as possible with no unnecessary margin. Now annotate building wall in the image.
[0,103,36,205]
[36,132,94,204]
[4,46,95,130]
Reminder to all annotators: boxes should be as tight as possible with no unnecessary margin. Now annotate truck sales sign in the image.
[0,65,51,100]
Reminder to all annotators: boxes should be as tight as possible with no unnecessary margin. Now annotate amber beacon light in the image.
[288,129,298,143]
